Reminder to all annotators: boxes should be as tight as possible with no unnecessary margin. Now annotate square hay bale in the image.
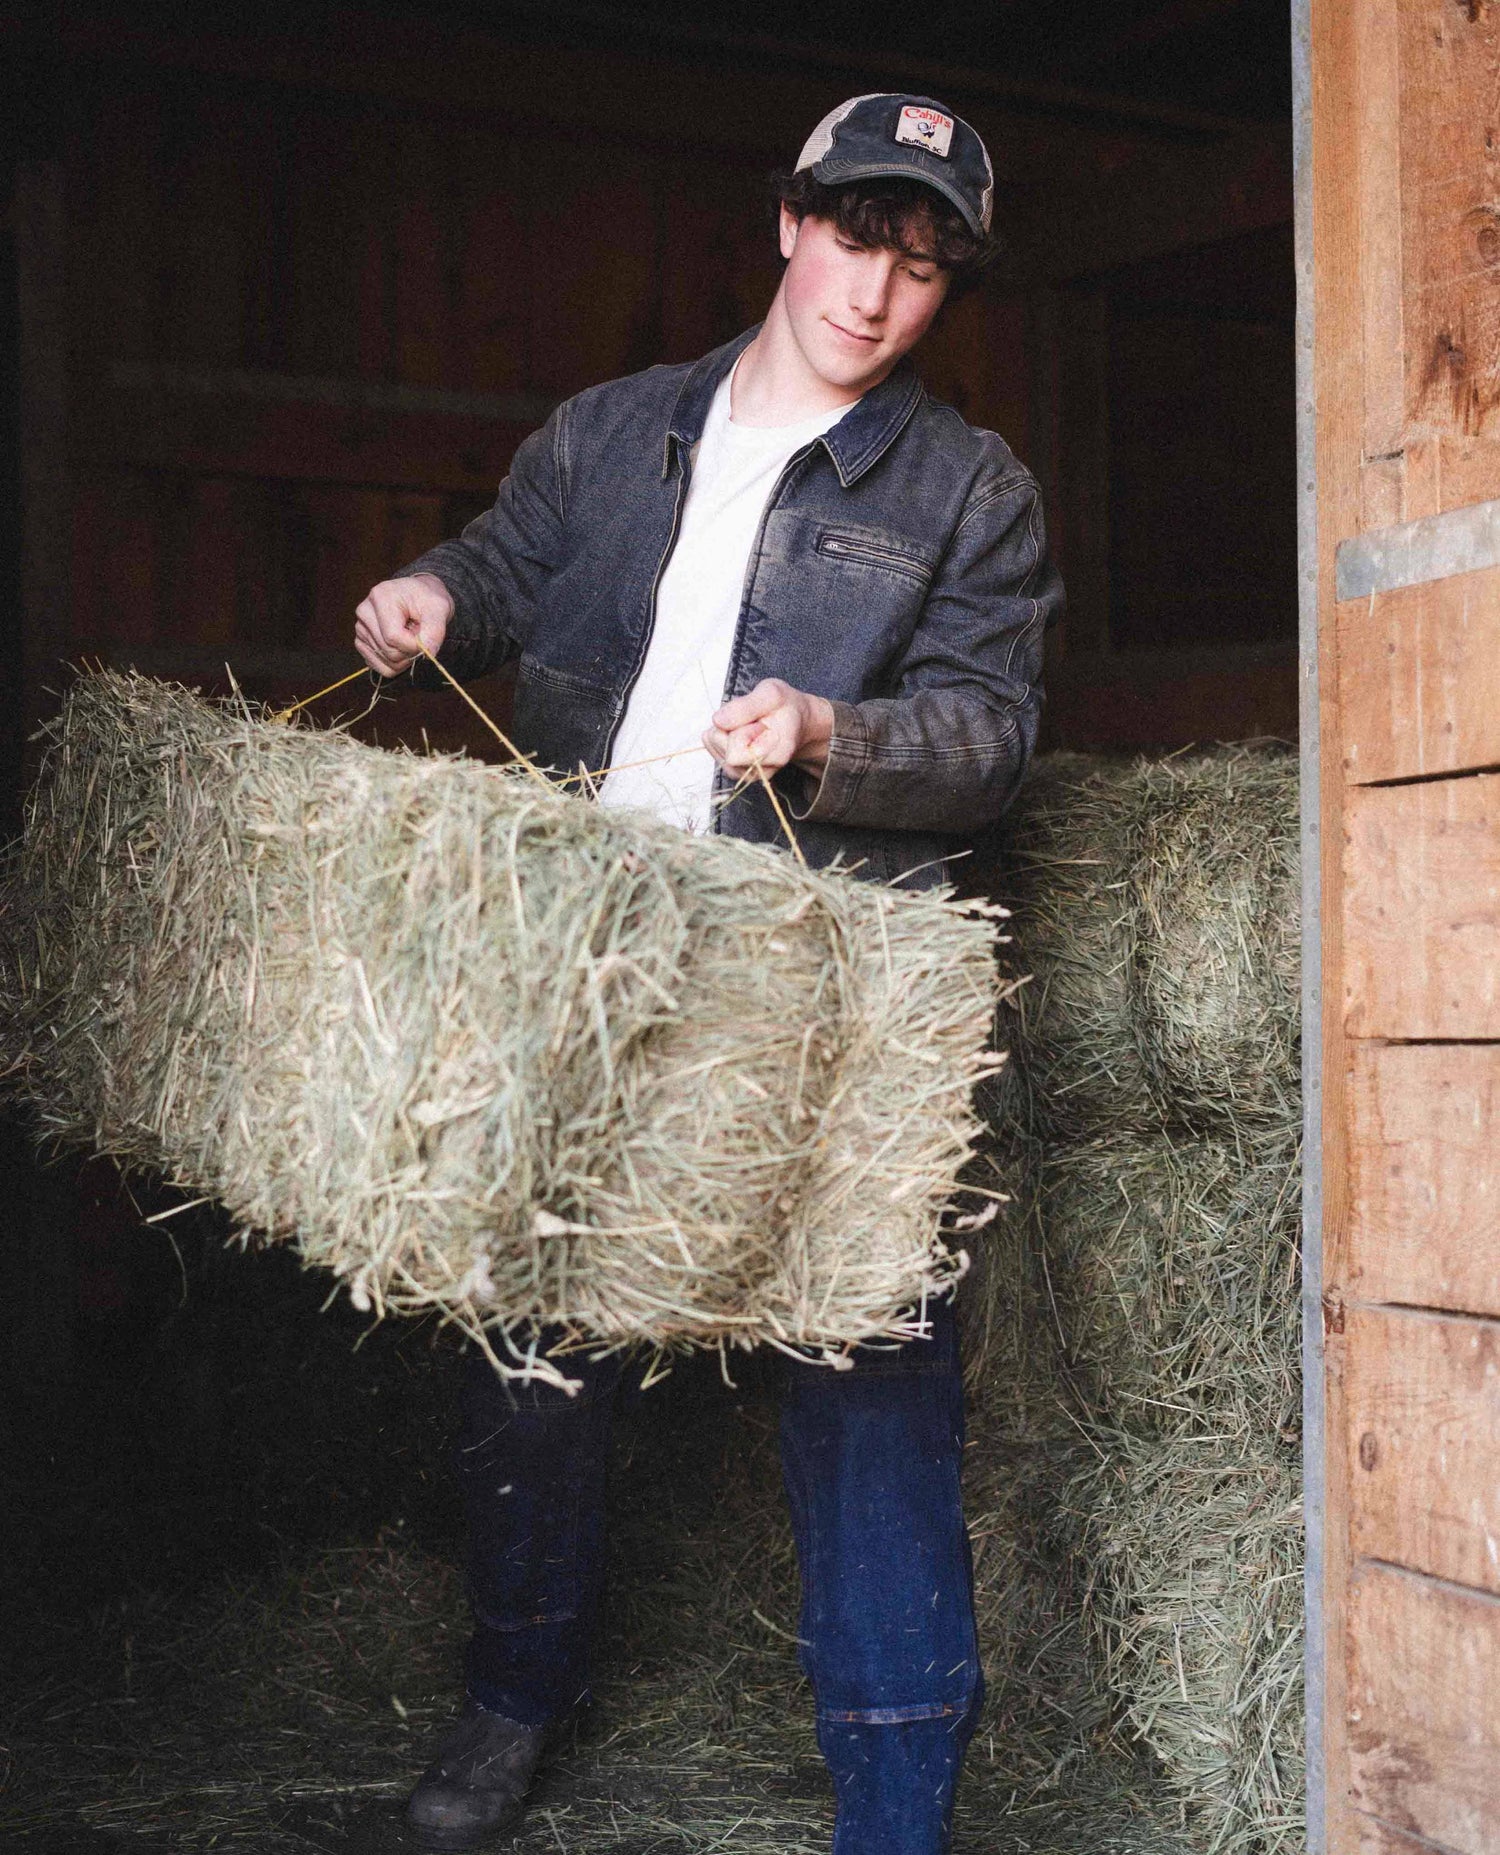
[1073,1432,1305,1854]
[959,740,1306,1852]
[977,748,1300,1140]
[1040,1131,1302,1441]
[0,672,1007,1376]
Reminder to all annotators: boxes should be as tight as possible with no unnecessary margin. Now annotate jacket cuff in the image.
[790,699,870,824]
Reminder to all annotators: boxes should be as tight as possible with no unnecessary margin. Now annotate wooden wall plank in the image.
[1045,650,1297,750]
[1365,436,1500,537]
[658,157,771,368]
[157,94,264,369]
[160,475,242,650]
[390,119,453,390]
[74,382,528,496]
[1343,776,1500,1040]
[1348,1043,1500,1316]
[17,160,75,743]
[1345,1305,1500,1595]
[282,110,371,382]
[73,97,159,369]
[1310,0,1366,1839]
[1347,1559,1500,1853]
[1356,0,1404,460]
[452,151,531,394]
[1397,1,1500,443]
[303,486,399,654]
[1396,438,1500,525]
[1355,1815,1470,1855]
[68,470,161,652]
[527,150,659,393]
[922,290,1031,462]
[1338,565,1500,784]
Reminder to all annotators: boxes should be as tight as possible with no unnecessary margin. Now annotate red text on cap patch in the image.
[894,106,954,159]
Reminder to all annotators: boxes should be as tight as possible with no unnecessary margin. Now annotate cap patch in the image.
[894,105,954,160]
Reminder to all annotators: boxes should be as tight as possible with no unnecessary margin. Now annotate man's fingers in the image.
[712,677,788,732]
[704,714,793,774]
[366,585,425,653]
[355,615,410,677]
[353,575,453,670]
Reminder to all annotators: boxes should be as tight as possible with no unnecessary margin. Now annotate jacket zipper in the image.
[817,533,928,575]
[600,445,693,767]
[711,442,819,835]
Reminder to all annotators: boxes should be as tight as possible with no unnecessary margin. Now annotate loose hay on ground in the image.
[0,671,1007,1375]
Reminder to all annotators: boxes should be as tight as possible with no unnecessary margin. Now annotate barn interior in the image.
[1,5,1300,1852]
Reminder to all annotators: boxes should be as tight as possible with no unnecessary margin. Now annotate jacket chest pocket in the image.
[814,528,937,587]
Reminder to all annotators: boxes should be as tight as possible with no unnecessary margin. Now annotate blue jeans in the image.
[455,1299,983,1854]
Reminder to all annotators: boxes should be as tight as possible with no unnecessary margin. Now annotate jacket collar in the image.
[664,327,925,488]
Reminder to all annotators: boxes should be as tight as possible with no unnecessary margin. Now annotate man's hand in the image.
[354,573,454,678]
[703,678,834,777]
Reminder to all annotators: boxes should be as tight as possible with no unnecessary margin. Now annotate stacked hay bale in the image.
[962,748,1303,1852]
[0,671,1005,1380]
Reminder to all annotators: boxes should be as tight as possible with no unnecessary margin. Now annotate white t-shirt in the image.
[596,366,850,834]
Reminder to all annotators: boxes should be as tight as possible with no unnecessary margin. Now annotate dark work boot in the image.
[404,1702,547,1850]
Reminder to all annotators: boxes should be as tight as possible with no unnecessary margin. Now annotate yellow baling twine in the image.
[270,667,369,723]
[268,653,807,865]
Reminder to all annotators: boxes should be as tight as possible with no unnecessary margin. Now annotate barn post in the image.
[1307,3,1500,1851]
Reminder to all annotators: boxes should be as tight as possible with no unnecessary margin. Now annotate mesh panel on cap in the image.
[794,94,889,171]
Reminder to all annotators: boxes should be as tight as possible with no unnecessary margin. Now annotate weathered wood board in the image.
[1395,438,1500,526]
[1318,3,1500,1849]
[1397,1,1500,443]
[1338,566,1500,784]
[1348,1042,1500,1315]
[1344,777,1500,1039]
[1346,1304,1500,1594]
[1355,1815,1469,1854]
[1347,1558,1500,1853]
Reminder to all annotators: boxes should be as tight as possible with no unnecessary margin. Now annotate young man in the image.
[355,93,1062,1855]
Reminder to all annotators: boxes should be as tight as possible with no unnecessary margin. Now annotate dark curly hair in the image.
[771,169,1000,295]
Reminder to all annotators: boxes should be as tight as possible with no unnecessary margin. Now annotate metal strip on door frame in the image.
[1292,0,1325,1848]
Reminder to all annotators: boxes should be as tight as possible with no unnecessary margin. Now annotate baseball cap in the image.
[794,94,994,238]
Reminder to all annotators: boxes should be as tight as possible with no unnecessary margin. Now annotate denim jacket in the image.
[404,328,1063,888]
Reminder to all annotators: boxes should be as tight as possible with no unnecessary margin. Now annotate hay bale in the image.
[978,755,1150,1138]
[1042,1132,1302,1439]
[958,755,1306,1848]
[977,747,1300,1139]
[964,1422,1112,1780]
[950,1150,1118,1781]
[1,672,1006,1373]
[1076,1433,1304,1852]
[1130,754,1300,1133]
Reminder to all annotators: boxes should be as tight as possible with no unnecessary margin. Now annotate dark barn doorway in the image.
[2,7,1298,1851]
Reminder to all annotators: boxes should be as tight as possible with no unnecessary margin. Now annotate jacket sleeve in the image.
[792,471,1061,835]
[398,401,571,685]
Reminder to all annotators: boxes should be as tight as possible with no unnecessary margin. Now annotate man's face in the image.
[776,204,952,395]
